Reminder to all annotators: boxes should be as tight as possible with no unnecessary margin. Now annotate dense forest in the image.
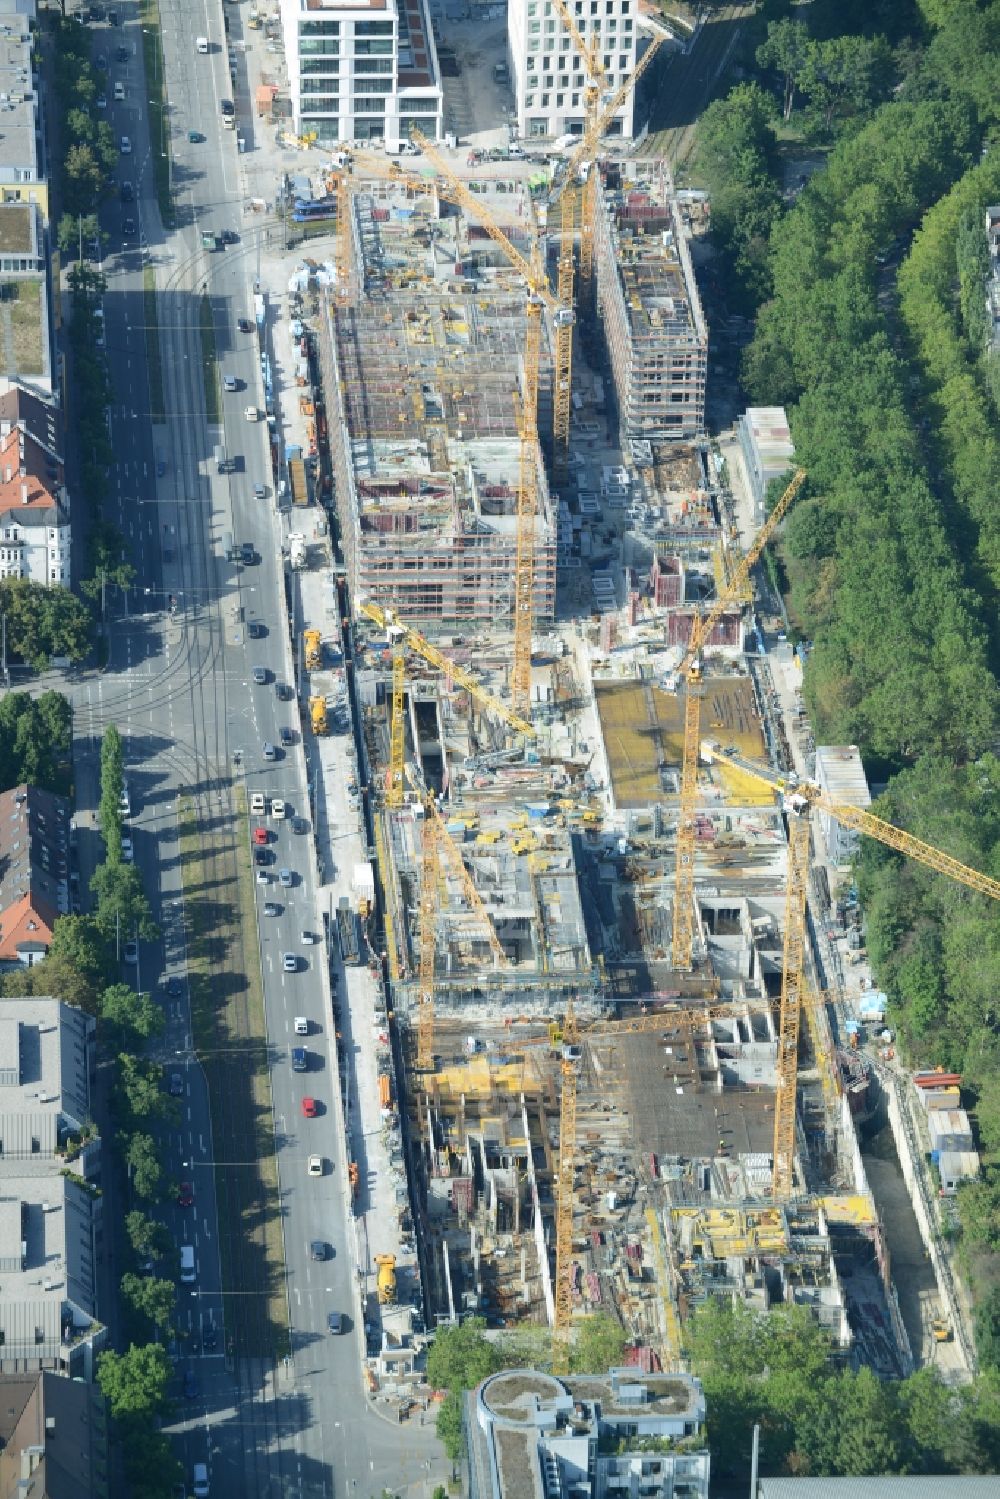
[693,0,1000,1365]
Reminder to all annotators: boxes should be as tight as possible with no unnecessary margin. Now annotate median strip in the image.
[143,266,165,424]
[138,0,173,228]
[177,793,289,1359]
[199,293,221,427]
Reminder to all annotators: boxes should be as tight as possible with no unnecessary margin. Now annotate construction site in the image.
[287,11,999,1410]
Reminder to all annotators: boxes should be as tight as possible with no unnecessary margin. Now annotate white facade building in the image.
[507,0,639,141]
[279,0,442,146]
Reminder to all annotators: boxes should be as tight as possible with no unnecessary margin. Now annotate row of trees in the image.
[51,14,116,238]
[0,691,72,795]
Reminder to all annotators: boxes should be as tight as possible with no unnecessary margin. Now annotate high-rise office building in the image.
[506,0,639,141]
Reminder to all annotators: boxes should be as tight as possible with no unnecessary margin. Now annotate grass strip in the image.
[177,794,289,1358]
[138,0,173,228]
[143,265,165,424]
[199,293,221,427]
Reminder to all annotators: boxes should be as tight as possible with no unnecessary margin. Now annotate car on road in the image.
[119,180,133,202]
[301,930,316,945]
[250,792,266,815]
[256,868,270,884]
[307,1155,323,1176]
[192,1464,210,1499]
[247,620,265,639]
[202,1324,217,1351]
[254,483,267,500]
[291,1046,308,1070]
[187,130,204,143]
[117,45,129,62]
[168,1072,184,1097]
[327,1311,343,1334]
[263,741,276,761]
[276,681,293,700]
[183,1368,199,1400]
[279,726,295,747]
[108,8,119,23]
[95,53,107,70]
[123,940,138,965]
[221,99,235,118]
[177,1180,194,1207]
[164,976,183,998]
[121,834,134,862]
[119,135,131,153]
[120,782,131,815]
[310,1240,328,1260]
[292,816,308,834]
[252,666,268,685]
[263,901,281,917]
[282,951,297,972]
[122,216,136,236]
[223,374,238,393]
[294,1016,309,1035]
[278,868,293,887]
[221,228,239,245]
[254,846,272,866]
[271,799,286,820]
[241,542,256,565]
[97,93,107,109]
[301,1096,318,1118]
[253,826,269,846]
[238,317,253,333]
[113,80,125,101]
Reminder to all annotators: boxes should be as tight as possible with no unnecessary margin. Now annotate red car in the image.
[253,826,268,846]
[177,1181,194,1208]
[301,1097,318,1119]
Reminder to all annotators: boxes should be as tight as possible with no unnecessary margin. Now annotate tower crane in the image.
[697,741,1000,1196]
[671,468,807,973]
[411,129,576,719]
[407,767,508,1070]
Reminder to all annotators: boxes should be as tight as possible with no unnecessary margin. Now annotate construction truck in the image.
[304,629,322,670]
[309,694,328,735]
[375,1254,396,1305]
[336,896,360,964]
[932,1318,952,1342]
[289,532,307,570]
[289,456,309,507]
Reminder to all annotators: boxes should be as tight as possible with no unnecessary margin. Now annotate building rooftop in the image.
[601,160,707,349]
[0,787,70,960]
[0,1370,106,1499]
[0,277,46,384]
[0,998,93,1152]
[0,201,32,254]
[813,745,870,809]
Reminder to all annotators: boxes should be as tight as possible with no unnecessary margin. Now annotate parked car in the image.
[169,1072,184,1097]
[124,940,138,964]
[119,135,132,154]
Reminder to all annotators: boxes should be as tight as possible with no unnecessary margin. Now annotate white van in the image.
[196,36,209,53]
[180,1245,197,1283]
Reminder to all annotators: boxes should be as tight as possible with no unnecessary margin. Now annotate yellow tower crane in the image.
[409,769,508,1070]
[671,468,807,973]
[696,742,1000,1197]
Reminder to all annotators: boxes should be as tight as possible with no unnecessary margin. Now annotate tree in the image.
[426,1318,502,1394]
[46,915,113,991]
[62,143,103,216]
[0,580,91,669]
[126,1133,163,1200]
[120,1273,176,1331]
[436,1390,465,1461]
[794,1367,903,1475]
[90,860,158,944]
[125,1210,172,1262]
[570,1314,627,1373]
[756,17,812,120]
[974,1286,1000,1370]
[123,1431,183,1499]
[82,521,135,601]
[100,983,164,1043]
[57,211,102,259]
[96,1342,172,1422]
[116,1055,171,1124]
[0,690,73,794]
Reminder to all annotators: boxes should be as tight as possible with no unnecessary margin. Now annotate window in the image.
[400,97,438,112]
[556,91,564,106]
[302,55,340,73]
[302,78,338,95]
[354,76,391,93]
[300,38,339,55]
[302,96,339,112]
[353,96,385,113]
[355,19,393,35]
[541,92,550,105]
[354,56,392,73]
[353,38,392,55]
[301,19,340,37]
[544,73,553,86]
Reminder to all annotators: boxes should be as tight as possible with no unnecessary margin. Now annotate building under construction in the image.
[319,178,557,627]
[593,158,708,448]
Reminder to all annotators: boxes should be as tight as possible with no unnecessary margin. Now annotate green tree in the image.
[794,1367,903,1475]
[756,17,812,120]
[62,143,103,217]
[0,690,72,793]
[90,860,158,944]
[0,580,92,669]
[96,1342,172,1422]
[47,915,113,990]
[57,211,102,259]
[570,1313,627,1373]
[126,1133,163,1201]
[125,1210,172,1262]
[116,1055,171,1124]
[82,520,135,601]
[120,1273,176,1332]
[123,1431,183,1499]
[100,983,164,1044]
[436,1390,465,1461]
[426,1318,502,1394]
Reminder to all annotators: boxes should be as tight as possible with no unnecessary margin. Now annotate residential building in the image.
[0,203,53,401]
[593,160,707,448]
[0,786,71,965]
[0,997,103,1379]
[279,0,442,146]
[0,18,46,217]
[812,747,870,868]
[737,406,795,523]
[757,1482,1000,1498]
[467,1367,710,1499]
[507,0,639,141]
[0,1370,108,1499]
[0,381,68,583]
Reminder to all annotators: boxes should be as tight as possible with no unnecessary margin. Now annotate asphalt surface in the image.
[68,3,445,1494]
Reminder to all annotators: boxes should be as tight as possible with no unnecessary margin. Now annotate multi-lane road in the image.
[69,3,444,1494]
